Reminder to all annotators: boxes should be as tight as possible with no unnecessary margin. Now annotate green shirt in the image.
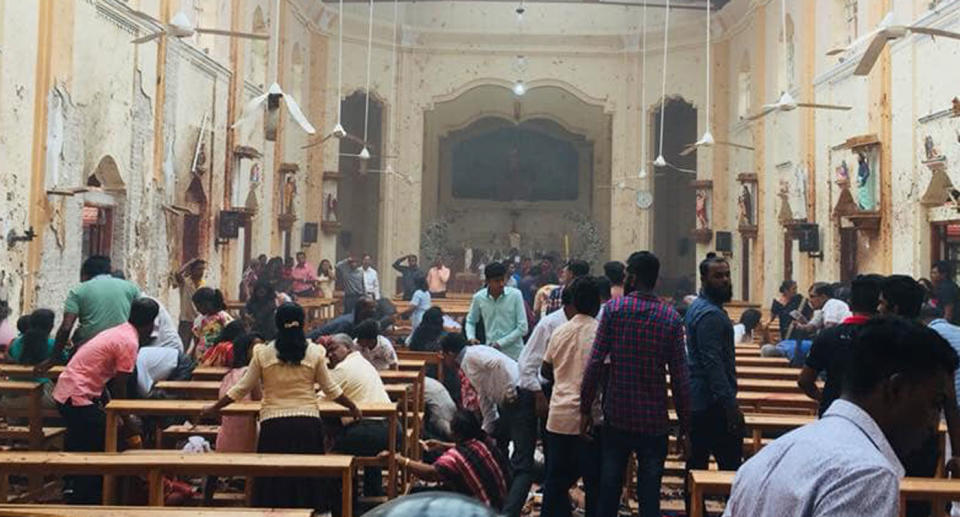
[8,336,61,384]
[465,286,529,360]
[64,274,141,345]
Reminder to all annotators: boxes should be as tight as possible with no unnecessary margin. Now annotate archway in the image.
[337,91,383,262]
[652,98,698,297]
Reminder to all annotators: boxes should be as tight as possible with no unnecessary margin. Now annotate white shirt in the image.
[409,290,432,331]
[363,267,380,300]
[352,335,398,370]
[724,399,904,517]
[810,298,853,329]
[459,344,519,433]
[423,377,457,439]
[146,297,184,352]
[136,346,180,397]
[516,308,568,392]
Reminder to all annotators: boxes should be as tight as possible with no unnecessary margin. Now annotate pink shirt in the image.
[291,263,318,293]
[0,319,15,349]
[53,322,139,406]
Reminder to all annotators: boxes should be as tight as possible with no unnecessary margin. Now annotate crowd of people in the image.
[1,249,960,517]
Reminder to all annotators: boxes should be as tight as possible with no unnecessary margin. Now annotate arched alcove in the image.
[652,97,697,296]
[88,155,125,190]
[247,6,268,90]
[291,43,305,105]
[737,51,751,120]
[337,90,384,262]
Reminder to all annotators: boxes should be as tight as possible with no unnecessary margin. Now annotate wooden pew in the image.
[0,365,65,378]
[396,349,444,381]
[736,366,802,380]
[738,378,819,394]
[191,366,230,381]
[734,357,790,367]
[0,451,355,516]
[0,381,65,450]
[102,399,401,500]
[688,470,960,517]
[0,505,313,517]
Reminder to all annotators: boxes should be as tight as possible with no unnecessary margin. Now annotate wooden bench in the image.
[0,504,313,517]
[734,356,791,367]
[738,378,815,394]
[736,366,802,380]
[396,349,444,381]
[688,470,960,517]
[0,451,355,515]
[190,366,230,381]
[103,399,401,499]
[0,365,65,379]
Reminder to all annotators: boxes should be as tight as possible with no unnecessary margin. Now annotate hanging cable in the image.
[704,0,711,135]
[362,0,374,146]
[639,0,647,177]
[336,0,345,124]
[655,0,670,163]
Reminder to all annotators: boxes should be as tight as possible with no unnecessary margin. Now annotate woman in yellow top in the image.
[203,302,361,509]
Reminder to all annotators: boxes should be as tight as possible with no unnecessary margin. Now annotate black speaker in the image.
[302,223,319,244]
[218,210,243,239]
[798,224,820,253]
[716,231,733,253]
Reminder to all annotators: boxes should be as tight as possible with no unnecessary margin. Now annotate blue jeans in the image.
[494,388,538,517]
[597,426,668,517]
[542,430,602,517]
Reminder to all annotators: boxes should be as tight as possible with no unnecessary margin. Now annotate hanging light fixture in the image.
[513,79,526,96]
[512,55,527,97]
[516,0,525,25]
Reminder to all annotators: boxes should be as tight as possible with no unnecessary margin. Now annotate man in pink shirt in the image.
[427,256,451,298]
[53,297,158,504]
[290,251,319,297]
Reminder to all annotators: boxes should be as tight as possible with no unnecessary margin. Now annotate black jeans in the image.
[542,430,602,517]
[493,388,538,517]
[58,401,107,504]
[685,403,743,514]
[332,419,397,497]
[596,426,667,517]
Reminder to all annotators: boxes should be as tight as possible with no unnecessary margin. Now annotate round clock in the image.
[636,190,653,209]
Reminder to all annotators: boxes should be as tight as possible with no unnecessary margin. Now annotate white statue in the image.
[464,246,473,273]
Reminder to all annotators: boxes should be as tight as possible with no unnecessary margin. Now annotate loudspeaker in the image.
[302,222,319,244]
[798,224,820,252]
[218,210,243,239]
[716,231,733,253]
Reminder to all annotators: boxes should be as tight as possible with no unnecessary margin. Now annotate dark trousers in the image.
[542,430,602,517]
[494,388,538,517]
[685,403,743,514]
[596,426,667,517]
[58,401,107,504]
[903,432,940,517]
[342,294,361,315]
[332,419,393,497]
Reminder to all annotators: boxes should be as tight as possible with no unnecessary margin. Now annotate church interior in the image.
[3,0,960,515]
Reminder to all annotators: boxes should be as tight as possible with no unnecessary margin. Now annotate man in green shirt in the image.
[37,255,140,371]
[466,262,529,360]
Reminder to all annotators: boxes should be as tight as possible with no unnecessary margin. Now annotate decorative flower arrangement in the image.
[563,211,604,266]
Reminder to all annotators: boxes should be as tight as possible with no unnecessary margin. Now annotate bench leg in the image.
[342,468,353,517]
[147,470,164,506]
[0,469,8,503]
[689,477,703,517]
[388,414,397,498]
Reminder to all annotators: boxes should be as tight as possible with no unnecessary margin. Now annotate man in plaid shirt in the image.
[580,251,691,517]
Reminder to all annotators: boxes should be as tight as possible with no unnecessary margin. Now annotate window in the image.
[82,205,113,260]
[737,52,751,119]
[247,6,268,89]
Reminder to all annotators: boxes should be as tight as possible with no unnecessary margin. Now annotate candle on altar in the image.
[563,234,570,260]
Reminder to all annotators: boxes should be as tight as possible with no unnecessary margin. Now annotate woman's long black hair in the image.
[408,306,445,352]
[19,309,55,365]
[274,303,307,364]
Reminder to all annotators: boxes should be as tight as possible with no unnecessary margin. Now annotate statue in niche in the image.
[793,163,809,219]
[283,175,297,214]
[695,190,709,229]
[508,210,521,251]
[464,245,473,274]
[250,163,262,184]
[325,193,338,222]
[738,184,754,226]
[924,135,942,161]
[778,180,794,222]
[195,143,208,175]
[856,151,877,211]
[835,160,850,184]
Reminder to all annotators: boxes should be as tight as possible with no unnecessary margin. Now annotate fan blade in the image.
[128,9,159,23]
[342,132,372,148]
[909,26,960,41]
[796,103,852,111]
[131,31,163,44]
[230,92,269,129]
[745,106,777,121]
[679,144,697,157]
[715,141,755,151]
[281,94,317,134]
[194,27,270,40]
[853,31,891,76]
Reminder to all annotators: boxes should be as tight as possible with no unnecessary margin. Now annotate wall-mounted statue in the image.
[695,190,709,229]
[325,193,338,222]
[924,135,942,161]
[856,151,877,211]
[835,160,850,184]
[738,184,754,226]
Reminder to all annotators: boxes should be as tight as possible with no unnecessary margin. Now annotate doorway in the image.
[652,98,697,297]
[337,91,383,262]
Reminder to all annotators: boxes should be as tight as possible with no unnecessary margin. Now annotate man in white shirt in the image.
[351,318,399,370]
[144,296,184,351]
[796,282,851,333]
[724,317,958,517]
[441,334,528,517]
[362,254,380,300]
[321,334,394,498]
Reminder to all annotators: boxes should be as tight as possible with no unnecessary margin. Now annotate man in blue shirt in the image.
[466,262,528,361]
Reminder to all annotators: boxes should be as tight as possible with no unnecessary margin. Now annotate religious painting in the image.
[449,119,582,202]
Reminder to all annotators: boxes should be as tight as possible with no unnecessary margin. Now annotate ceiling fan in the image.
[129,10,268,44]
[852,19,960,76]
[825,12,893,57]
[231,0,316,139]
[680,0,753,157]
[745,0,851,121]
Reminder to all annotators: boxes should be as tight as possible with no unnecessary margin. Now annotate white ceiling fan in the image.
[825,12,893,57]
[231,0,316,139]
[745,0,851,121]
[852,17,960,76]
[302,0,367,150]
[680,0,753,157]
[129,10,269,44]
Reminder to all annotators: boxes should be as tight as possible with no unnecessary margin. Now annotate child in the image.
[352,318,398,370]
[189,287,234,360]
[400,274,431,339]
[205,332,263,504]
[201,320,245,367]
